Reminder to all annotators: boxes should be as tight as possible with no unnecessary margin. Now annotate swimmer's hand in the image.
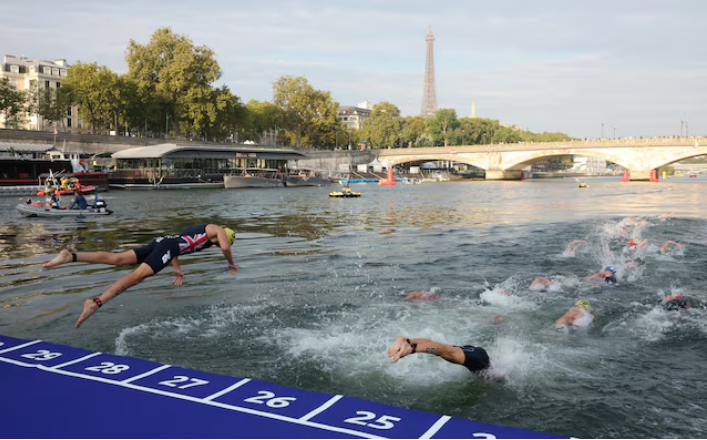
[172,270,184,287]
[388,335,413,363]
[228,263,238,275]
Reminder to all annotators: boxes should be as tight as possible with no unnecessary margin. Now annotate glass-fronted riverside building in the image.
[108,143,306,188]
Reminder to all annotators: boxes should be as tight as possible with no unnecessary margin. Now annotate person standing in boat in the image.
[42,224,238,328]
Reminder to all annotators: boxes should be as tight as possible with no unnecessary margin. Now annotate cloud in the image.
[2,0,706,137]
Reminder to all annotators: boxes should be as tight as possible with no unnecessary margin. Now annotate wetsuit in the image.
[454,345,490,372]
[605,275,617,284]
[133,224,216,274]
[571,308,594,327]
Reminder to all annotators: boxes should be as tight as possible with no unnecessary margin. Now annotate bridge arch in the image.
[385,155,489,171]
[503,150,629,171]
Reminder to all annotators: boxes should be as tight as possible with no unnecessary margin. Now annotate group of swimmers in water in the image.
[40,214,698,379]
[388,211,701,377]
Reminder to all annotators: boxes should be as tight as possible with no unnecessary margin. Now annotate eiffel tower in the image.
[420,27,438,117]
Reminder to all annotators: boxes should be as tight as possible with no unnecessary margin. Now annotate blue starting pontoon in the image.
[0,334,565,439]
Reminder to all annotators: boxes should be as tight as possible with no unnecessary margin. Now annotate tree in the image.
[63,62,119,133]
[0,77,27,129]
[401,116,427,148]
[358,101,402,148]
[272,76,338,147]
[427,108,458,147]
[206,86,247,142]
[243,99,285,143]
[36,86,72,130]
[126,27,222,138]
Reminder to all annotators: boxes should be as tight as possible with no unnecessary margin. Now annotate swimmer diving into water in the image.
[43,224,237,328]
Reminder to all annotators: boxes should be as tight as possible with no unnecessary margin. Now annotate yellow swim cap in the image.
[575,300,590,309]
[223,227,235,245]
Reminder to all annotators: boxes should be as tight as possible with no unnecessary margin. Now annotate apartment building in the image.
[337,100,372,130]
[0,54,81,131]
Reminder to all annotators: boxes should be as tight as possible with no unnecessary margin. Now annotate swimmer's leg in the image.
[76,263,154,328]
[44,249,137,268]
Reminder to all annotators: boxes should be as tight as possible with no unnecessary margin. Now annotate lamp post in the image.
[613,126,616,140]
[601,122,604,140]
[165,114,171,140]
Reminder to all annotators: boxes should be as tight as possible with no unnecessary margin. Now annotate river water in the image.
[2,176,707,438]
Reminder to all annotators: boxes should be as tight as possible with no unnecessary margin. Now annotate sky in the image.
[2,0,706,139]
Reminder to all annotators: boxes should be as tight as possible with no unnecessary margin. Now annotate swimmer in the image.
[43,224,237,328]
[627,238,649,250]
[621,218,648,226]
[657,212,673,219]
[387,335,490,374]
[553,300,594,328]
[405,287,441,303]
[586,266,617,284]
[657,241,685,255]
[530,276,559,290]
[661,294,703,310]
[566,239,589,254]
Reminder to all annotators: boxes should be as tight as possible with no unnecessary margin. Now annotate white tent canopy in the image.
[368,158,391,168]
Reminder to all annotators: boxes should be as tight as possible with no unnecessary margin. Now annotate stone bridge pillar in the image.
[485,169,523,180]
[629,169,653,181]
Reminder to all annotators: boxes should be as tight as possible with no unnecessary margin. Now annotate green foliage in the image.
[272,75,339,147]
[400,116,427,148]
[358,102,402,148]
[126,27,222,137]
[427,108,459,147]
[63,62,119,133]
[0,77,27,128]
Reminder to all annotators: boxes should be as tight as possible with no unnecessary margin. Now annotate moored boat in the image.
[224,170,285,188]
[285,171,332,187]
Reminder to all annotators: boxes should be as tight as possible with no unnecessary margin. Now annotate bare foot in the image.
[76,299,98,328]
[43,249,73,268]
[387,335,411,363]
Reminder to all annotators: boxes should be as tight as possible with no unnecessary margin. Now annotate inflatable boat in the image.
[16,202,112,217]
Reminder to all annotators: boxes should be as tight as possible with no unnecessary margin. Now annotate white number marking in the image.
[243,390,297,408]
[20,349,62,361]
[0,342,4,347]
[344,411,401,430]
[472,434,497,439]
[85,361,130,374]
[158,375,210,389]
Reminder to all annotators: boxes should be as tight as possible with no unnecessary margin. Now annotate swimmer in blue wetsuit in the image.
[42,224,238,328]
[388,335,491,374]
[586,266,617,284]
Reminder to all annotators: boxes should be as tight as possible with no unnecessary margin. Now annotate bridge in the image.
[378,138,707,181]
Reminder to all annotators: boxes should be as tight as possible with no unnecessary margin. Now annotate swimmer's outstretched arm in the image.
[405,291,424,301]
[387,335,465,365]
[215,228,238,275]
[585,272,605,280]
[172,257,184,287]
[636,238,649,248]
[553,309,578,326]
[659,241,685,252]
[566,239,588,252]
